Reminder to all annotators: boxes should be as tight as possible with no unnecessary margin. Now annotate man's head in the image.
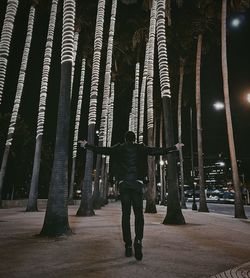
[124,131,136,143]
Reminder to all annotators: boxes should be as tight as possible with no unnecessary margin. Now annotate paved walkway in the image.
[0,201,249,278]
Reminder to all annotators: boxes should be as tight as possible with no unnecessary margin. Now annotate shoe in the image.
[134,240,143,261]
[125,245,132,257]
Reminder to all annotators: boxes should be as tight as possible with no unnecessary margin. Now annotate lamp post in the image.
[190,107,197,210]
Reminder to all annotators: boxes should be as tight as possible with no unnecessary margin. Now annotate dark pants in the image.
[119,183,144,246]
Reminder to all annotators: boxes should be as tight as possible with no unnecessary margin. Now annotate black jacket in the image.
[86,142,177,182]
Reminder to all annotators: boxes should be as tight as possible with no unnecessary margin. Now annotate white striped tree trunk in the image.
[77,0,106,216]
[0,0,19,105]
[40,0,75,236]
[26,0,59,212]
[156,0,185,224]
[103,82,115,200]
[145,0,157,214]
[138,43,149,144]
[134,62,140,138]
[0,5,35,207]
[129,90,135,132]
[68,57,86,204]
[129,62,140,136]
[70,31,79,99]
[93,0,117,208]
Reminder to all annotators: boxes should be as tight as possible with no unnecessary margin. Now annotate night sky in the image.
[0,0,250,193]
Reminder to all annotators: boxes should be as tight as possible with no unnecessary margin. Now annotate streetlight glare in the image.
[213,102,224,110]
[247,93,250,103]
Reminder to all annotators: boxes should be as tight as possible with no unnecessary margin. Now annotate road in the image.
[186,202,250,218]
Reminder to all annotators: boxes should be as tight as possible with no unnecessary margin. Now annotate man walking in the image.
[79,131,183,261]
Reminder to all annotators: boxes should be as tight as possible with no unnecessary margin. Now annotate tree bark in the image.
[156,0,185,224]
[221,0,246,219]
[195,34,209,213]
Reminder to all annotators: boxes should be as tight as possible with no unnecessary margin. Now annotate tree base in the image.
[40,222,73,237]
[26,206,38,212]
[145,202,157,213]
[163,211,186,225]
[198,204,209,213]
[76,207,95,217]
[67,199,74,205]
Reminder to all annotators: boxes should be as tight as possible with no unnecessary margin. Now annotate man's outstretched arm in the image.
[78,140,113,155]
[145,143,184,156]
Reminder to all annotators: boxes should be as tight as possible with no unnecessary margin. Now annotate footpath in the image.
[0,201,249,278]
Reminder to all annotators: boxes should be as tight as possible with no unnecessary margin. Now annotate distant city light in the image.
[231,18,241,27]
[213,101,224,110]
[216,161,225,167]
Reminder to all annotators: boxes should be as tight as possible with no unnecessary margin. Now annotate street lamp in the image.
[231,18,241,27]
[213,101,224,110]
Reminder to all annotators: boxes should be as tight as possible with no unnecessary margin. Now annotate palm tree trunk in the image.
[145,0,157,214]
[0,5,35,208]
[129,63,140,136]
[0,0,19,105]
[0,145,10,206]
[178,57,186,209]
[159,112,166,205]
[156,0,185,224]
[27,0,58,212]
[68,57,86,204]
[40,0,75,236]
[134,62,140,139]
[93,0,117,209]
[221,0,246,219]
[104,82,115,203]
[93,154,102,208]
[195,34,209,213]
[138,43,149,143]
[77,0,106,216]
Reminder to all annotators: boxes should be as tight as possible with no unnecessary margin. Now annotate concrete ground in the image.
[0,201,249,278]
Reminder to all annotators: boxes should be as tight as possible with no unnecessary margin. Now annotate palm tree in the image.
[26,0,59,212]
[77,0,106,216]
[70,31,80,99]
[221,0,247,219]
[0,3,36,208]
[40,0,75,236]
[138,43,149,144]
[129,62,140,136]
[68,57,86,204]
[195,31,209,213]
[156,0,185,224]
[145,0,157,214]
[67,29,80,205]
[92,0,117,209]
[104,81,115,198]
[0,0,19,105]
[178,57,187,209]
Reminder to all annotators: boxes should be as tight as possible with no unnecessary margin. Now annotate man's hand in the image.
[78,140,88,148]
[175,143,184,150]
